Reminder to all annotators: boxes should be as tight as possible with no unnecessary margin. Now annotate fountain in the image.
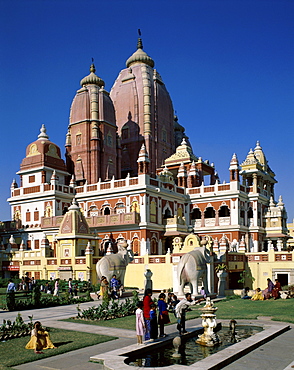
[196,297,221,347]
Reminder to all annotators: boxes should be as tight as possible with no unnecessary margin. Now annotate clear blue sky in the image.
[0,0,293,221]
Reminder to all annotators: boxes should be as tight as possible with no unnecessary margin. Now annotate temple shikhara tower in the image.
[0,36,292,292]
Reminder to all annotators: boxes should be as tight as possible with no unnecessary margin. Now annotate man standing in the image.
[68,278,73,297]
[7,279,16,293]
[24,272,31,291]
[175,293,199,335]
[53,278,60,296]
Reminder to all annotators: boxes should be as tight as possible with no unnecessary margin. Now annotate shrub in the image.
[76,290,139,321]
[0,313,33,341]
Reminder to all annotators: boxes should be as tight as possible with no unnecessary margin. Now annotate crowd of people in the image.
[241,278,282,301]
[16,275,285,352]
[135,288,207,345]
[7,276,93,298]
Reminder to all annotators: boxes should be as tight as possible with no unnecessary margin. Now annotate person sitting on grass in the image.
[241,287,251,299]
[251,288,264,301]
[25,321,56,354]
[272,279,282,300]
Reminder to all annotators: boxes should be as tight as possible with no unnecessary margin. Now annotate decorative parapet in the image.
[41,216,64,229]
[86,212,140,227]
[247,254,269,262]
[75,177,139,194]
[11,184,74,197]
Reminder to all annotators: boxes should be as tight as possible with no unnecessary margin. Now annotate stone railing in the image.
[86,212,140,227]
[219,217,230,226]
[162,216,186,226]
[41,216,64,229]
[75,177,139,194]
[11,184,74,197]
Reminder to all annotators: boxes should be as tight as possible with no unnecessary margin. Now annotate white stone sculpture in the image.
[144,269,153,293]
[96,239,134,287]
[177,246,210,296]
[196,297,221,347]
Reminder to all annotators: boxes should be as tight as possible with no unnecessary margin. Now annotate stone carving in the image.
[96,239,134,286]
[144,269,153,293]
[172,336,182,358]
[177,246,210,296]
[196,297,220,347]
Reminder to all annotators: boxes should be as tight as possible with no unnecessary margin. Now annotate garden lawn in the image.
[0,327,116,370]
[215,297,294,323]
[63,297,294,330]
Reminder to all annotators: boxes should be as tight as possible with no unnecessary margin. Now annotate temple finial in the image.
[137,29,143,49]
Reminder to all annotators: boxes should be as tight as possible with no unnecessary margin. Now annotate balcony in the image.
[86,212,140,228]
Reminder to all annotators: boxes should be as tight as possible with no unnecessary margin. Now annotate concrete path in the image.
[1,302,293,370]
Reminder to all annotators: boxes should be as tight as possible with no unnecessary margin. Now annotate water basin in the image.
[125,325,263,367]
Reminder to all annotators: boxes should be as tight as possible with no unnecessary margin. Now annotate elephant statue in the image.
[96,239,134,287]
[177,246,210,296]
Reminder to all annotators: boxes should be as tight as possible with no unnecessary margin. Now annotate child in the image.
[149,303,158,341]
[136,301,145,345]
[200,287,207,298]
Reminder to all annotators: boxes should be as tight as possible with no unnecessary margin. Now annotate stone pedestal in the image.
[196,297,221,347]
[217,271,228,297]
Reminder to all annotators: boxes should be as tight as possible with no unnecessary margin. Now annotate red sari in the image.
[272,281,281,299]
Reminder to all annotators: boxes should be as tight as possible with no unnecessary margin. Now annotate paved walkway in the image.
[0,301,293,370]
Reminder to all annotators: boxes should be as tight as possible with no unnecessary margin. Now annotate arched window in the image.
[89,206,99,217]
[132,238,140,255]
[191,208,201,219]
[204,207,215,219]
[131,200,140,213]
[150,200,157,223]
[219,205,230,217]
[163,208,172,219]
[248,207,253,219]
[150,238,158,255]
[103,207,110,215]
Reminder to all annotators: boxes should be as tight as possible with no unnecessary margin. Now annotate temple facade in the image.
[0,37,292,291]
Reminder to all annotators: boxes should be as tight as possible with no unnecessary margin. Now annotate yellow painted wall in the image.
[124,254,174,291]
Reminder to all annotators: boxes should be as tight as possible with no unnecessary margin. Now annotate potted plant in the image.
[215,263,227,273]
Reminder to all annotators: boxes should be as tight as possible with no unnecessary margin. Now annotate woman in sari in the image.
[25,321,56,354]
[263,278,274,299]
[251,288,264,301]
[99,276,109,300]
[272,279,281,300]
